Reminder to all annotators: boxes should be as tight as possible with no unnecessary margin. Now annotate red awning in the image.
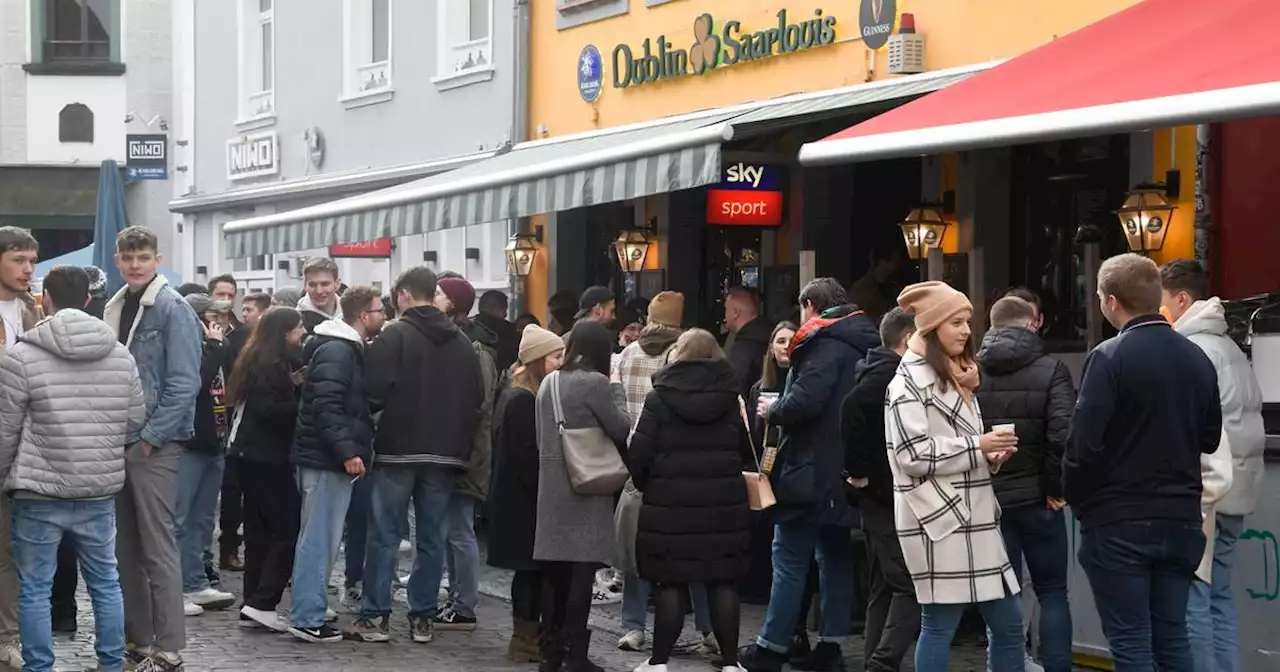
[800,0,1280,165]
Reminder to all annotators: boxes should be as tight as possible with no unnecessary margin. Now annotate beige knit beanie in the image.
[647,291,684,329]
[897,281,973,335]
[518,324,564,364]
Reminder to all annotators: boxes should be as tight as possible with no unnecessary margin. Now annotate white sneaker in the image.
[340,582,362,610]
[185,587,236,610]
[617,629,646,651]
[721,665,748,672]
[240,605,286,632]
[398,539,412,552]
[183,600,204,617]
[633,660,667,672]
[0,643,20,670]
[1025,654,1045,672]
[325,607,338,623]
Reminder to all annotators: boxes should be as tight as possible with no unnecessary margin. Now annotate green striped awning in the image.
[224,115,735,258]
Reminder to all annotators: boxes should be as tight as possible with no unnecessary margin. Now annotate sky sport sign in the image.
[125,134,167,180]
[610,9,838,90]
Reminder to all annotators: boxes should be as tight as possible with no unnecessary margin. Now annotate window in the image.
[433,0,493,90]
[25,0,124,74]
[237,0,275,123]
[341,0,393,106]
[555,0,628,31]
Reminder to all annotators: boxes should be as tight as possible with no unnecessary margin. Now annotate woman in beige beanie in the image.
[884,281,1023,672]
[487,324,566,662]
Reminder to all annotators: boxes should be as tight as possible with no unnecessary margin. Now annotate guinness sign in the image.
[859,0,896,50]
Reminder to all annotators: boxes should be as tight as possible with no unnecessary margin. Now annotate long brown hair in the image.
[511,358,550,395]
[761,321,798,390]
[227,307,302,406]
[921,329,974,394]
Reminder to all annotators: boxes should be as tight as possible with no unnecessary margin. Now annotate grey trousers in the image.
[116,441,185,652]
[0,495,18,644]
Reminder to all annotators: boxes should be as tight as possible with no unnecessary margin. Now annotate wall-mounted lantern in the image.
[900,204,950,261]
[1115,174,1179,254]
[612,228,654,273]
[504,230,540,278]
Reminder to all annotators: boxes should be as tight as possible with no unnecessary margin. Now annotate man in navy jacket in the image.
[1066,253,1221,672]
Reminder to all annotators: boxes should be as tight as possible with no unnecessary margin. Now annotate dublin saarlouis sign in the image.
[611,9,838,89]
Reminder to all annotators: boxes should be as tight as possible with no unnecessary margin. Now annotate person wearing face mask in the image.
[887,281,1023,672]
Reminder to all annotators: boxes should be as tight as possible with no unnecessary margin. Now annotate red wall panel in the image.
[1217,117,1280,299]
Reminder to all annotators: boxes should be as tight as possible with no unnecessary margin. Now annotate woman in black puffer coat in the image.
[628,329,754,670]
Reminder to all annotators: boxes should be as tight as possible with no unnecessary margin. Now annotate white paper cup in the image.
[992,423,1016,435]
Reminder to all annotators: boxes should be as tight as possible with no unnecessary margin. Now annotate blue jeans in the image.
[1000,505,1072,672]
[916,595,1024,672]
[13,499,124,672]
[1211,514,1243,672]
[621,573,713,634]
[1079,520,1205,672]
[291,468,355,628]
[1187,578,1213,672]
[756,521,853,652]
[344,471,372,587]
[360,465,453,619]
[173,450,224,593]
[441,495,479,619]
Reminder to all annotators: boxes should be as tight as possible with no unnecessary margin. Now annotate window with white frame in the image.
[434,0,493,88]
[342,0,393,103]
[237,0,276,122]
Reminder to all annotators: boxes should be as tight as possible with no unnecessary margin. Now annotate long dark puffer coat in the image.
[628,358,754,584]
[975,326,1076,509]
[486,386,540,571]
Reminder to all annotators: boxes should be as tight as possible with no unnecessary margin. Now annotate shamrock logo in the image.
[689,13,721,75]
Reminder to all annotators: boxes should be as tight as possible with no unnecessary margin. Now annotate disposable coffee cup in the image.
[992,423,1016,436]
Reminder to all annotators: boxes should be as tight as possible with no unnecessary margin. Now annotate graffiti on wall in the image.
[1242,528,1280,601]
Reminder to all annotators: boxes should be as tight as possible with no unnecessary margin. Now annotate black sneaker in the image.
[809,642,846,672]
[289,624,343,643]
[740,644,786,672]
[204,563,220,587]
[409,614,435,643]
[434,607,477,632]
[343,615,391,643]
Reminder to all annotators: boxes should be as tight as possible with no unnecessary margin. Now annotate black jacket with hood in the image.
[975,327,1076,509]
[628,358,754,584]
[475,311,519,373]
[766,305,880,526]
[728,316,772,400]
[291,319,374,473]
[365,305,483,469]
[841,346,901,510]
[229,359,299,466]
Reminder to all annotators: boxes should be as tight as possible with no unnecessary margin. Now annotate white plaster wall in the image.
[0,0,27,163]
[24,76,127,164]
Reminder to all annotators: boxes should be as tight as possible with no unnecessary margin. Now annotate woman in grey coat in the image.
[534,320,631,672]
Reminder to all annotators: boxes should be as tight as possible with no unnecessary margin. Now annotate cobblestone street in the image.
[44,546,1011,671]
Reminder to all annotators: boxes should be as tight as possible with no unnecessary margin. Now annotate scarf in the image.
[909,332,981,406]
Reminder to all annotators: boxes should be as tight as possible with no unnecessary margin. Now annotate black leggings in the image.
[511,569,543,622]
[650,581,740,666]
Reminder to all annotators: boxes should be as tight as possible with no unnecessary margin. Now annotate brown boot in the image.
[220,552,244,572]
[506,617,541,663]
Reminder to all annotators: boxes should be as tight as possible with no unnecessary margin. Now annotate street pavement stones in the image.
[47,544,1047,671]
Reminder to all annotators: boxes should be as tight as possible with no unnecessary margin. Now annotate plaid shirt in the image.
[885,351,1019,605]
[617,340,674,426]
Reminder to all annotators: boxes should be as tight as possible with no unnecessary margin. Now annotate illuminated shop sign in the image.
[612,9,837,90]
[706,163,785,227]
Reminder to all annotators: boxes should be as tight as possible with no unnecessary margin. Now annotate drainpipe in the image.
[1193,124,1213,272]
[509,0,532,316]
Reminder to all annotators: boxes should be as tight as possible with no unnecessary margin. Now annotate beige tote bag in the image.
[549,371,629,495]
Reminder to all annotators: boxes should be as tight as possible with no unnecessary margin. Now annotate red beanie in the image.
[437,277,476,316]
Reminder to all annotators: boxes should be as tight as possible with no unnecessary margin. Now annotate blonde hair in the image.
[669,328,725,362]
[1098,253,1162,314]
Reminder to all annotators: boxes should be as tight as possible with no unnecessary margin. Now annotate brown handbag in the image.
[738,398,776,511]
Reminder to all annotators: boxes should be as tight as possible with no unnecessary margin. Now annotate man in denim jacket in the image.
[103,226,202,672]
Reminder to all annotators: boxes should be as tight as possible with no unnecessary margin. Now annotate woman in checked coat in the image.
[885,282,1024,672]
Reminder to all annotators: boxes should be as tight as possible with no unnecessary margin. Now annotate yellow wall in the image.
[1150,126,1197,263]
[530,0,1143,138]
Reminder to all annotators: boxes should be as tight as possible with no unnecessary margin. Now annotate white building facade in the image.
[169,0,519,296]
[0,0,175,265]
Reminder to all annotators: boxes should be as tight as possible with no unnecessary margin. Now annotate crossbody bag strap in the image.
[737,396,764,473]
[548,370,567,429]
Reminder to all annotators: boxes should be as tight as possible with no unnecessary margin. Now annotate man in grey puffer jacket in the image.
[0,265,146,672]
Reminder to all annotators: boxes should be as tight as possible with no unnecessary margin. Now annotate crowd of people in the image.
[0,219,1264,672]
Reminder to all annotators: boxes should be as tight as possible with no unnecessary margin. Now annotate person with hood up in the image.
[842,307,919,672]
[224,307,307,632]
[346,266,482,645]
[297,258,343,334]
[0,265,145,672]
[286,286,383,644]
[487,324,566,662]
[974,296,1077,672]
[433,273,499,631]
[628,329,754,672]
[724,288,772,400]
[614,292,718,657]
[173,294,238,617]
[742,278,880,672]
[1160,259,1264,672]
[887,281,1024,672]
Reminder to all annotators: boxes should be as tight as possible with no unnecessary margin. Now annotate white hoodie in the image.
[1174,298,1267,517]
